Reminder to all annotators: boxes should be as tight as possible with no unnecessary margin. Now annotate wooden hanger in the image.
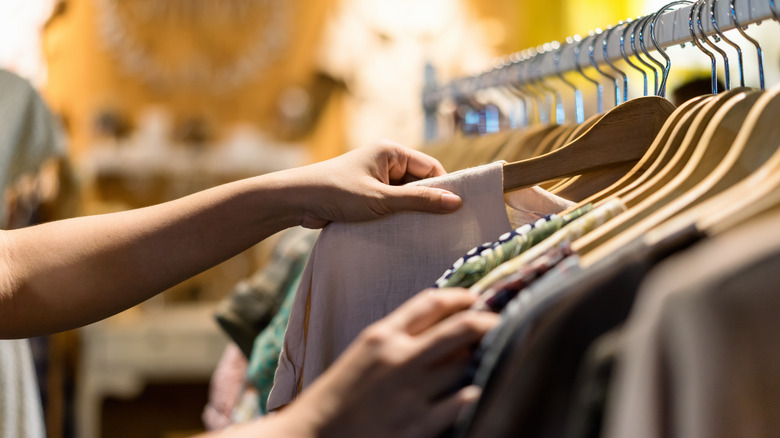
[560,94,712,210]
[548,113,644,197]
[434,134,469,171]
[577,88,763,257]
[646,85,780,241]
[457,129,517,168]
[530,125,580,190]
[699,88,780,233]
[535,120,596,191]
[583,86,780,270]
[551,162,636,201]
[532,119,588,158]
[622,88,751,206]
[493,123,560,163]
[573,88,749,253]
[553,95,711,204]
[502,96,675,192]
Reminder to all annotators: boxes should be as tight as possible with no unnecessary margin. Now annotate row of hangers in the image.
[422,0,779,267]
[423,0,774,128]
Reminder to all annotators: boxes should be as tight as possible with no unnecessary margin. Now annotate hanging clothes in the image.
[434,202,588,289]
[214,227,320,358]
[451,223,706,438]
[469,198,627,295]
[415,2,780,436]
[267,161,575,410]
[603,209,780,438]
[207,227,319,422]
[202,344,249,431]
[472,242,575,312]
[247,230,316,414]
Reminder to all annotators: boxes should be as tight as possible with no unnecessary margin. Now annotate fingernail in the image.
[441,193,463,211]
[462,386,482,403]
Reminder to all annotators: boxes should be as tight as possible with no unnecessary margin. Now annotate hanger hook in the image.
[527,49,553,124]
[652,1,693,98]
[574,34,604,114]
[630,15,660,95]
[511,52,537,125]
[520,49,550,124]
[730,0,765,89]
[689,0,719,93]
[697,0,731,89]
[504,53,530,128]
[532,45,564,124]
[711,0,745,87]
[770,0,779,19]
[589,29,620,107]
[621,19,648,96]
[603,24,629,103]
[554,40,585,123]
[638,14,665,95]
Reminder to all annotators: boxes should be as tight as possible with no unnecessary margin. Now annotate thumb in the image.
[381,185,463,214]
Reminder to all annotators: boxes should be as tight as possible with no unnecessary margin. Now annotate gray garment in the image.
[0,68,65,438]
[0,68,65,222]
[0,340,45,437]
[604,210,780,438]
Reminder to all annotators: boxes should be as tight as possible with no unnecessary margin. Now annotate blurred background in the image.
[1,0,777,437]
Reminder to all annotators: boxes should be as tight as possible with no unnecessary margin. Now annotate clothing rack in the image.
[423,0,778,140]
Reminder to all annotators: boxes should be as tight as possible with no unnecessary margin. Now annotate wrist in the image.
[264,403,324,438]
[252,168,311,229]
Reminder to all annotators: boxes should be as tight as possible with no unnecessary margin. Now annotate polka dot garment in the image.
[434,204,593,289]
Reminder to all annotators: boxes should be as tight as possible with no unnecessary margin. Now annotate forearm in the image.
[0,141,460,338]
[193,409,318,438]
[0,170,304,338]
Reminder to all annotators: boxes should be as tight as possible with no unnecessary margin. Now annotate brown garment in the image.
[604,210,780,438]
[453,225,704,438]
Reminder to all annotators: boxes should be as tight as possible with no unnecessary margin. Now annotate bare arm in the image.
[0,142,462,338]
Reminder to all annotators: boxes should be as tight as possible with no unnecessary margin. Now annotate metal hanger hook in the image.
[698,0,731,90]
[603,24,629,103]
[621,19,649,96]
[689,0,719,93]
[652,1,693,97]
[589,29,620,107]
[730,0,765,89]
[638,14,665,95]
[574,34,604,114]
[711,0,745,87]
[554,40,585,123]
[630,15,660,95]
[531,45,564,124]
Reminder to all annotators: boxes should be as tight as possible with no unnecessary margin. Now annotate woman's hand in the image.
[275,290,499,438]
[287,140,463,228]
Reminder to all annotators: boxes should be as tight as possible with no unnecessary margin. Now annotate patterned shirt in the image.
[473,243,575,312]
[435,204,593,289]
[470,198,627,295]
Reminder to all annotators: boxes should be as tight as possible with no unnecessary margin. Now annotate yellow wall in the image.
[468,0,642,53]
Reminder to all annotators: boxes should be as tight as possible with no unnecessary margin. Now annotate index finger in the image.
[387,144,447,182]
[384,289,474,336]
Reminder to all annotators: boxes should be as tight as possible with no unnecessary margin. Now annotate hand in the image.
[280,290,499,438]
[289,140,463,228]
